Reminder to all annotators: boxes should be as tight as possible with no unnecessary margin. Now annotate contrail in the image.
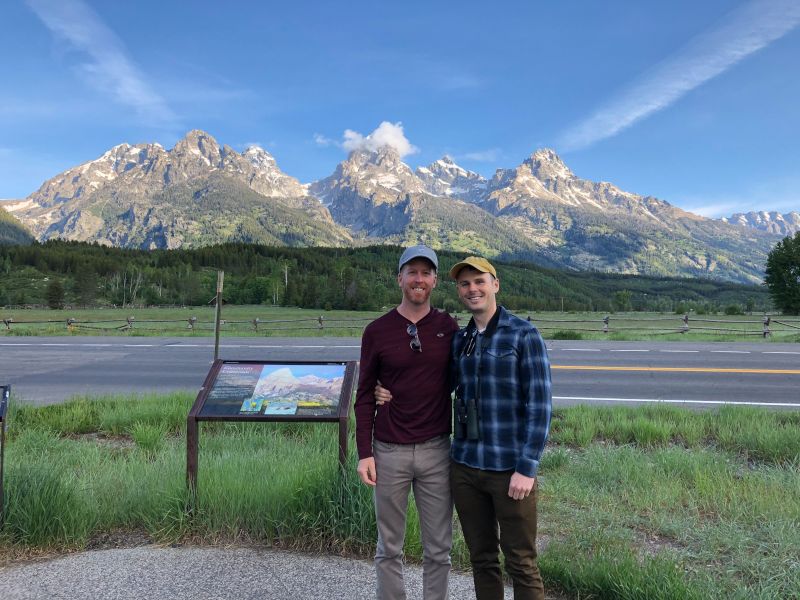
[558,0,800,151]
[27,0,175,125]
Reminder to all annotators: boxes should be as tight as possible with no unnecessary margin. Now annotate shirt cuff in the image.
[515,457,539,478]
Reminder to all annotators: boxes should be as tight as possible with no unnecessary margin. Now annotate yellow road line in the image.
[552,365,800,375]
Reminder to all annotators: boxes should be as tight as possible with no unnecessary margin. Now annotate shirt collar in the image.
[465,305,504,338]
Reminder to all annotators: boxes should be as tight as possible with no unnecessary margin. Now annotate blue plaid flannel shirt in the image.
[450,306,552,477]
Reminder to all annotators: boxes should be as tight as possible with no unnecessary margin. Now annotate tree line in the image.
[0,240,772,313]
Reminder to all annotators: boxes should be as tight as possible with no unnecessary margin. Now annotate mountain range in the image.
[721,211,800,236]
[3,129,795,284]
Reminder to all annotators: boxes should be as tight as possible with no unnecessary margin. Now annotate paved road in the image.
[1,337,798,407]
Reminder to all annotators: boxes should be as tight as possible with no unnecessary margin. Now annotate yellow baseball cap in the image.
[449,256,497,280]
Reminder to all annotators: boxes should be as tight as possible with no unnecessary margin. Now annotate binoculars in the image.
[454,387,480,440]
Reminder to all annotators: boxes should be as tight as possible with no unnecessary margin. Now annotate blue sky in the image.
[1,0,799,217]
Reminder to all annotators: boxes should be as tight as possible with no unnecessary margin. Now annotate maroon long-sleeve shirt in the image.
[355,308,459,459]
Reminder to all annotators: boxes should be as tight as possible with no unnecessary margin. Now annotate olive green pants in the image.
[451,461,543,600]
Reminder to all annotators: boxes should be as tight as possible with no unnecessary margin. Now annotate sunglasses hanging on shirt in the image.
[407,323,422,352]
[461,328,478,357]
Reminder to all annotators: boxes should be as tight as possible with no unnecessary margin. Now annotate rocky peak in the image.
[310,146,425,206]
[170,129,224,168]
[525,148,574,182]
[243,145,277,170]
[485,148,650,213]
[416,155,487,202]
[346,145,412,174]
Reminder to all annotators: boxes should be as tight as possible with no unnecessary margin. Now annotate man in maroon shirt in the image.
[355,245,459,600]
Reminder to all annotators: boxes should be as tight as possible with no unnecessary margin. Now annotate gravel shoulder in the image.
[0,545,520,599]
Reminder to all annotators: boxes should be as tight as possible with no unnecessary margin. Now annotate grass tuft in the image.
[129,421,167,459]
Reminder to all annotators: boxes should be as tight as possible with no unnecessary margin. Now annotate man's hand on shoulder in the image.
[357,457,377,486]
[508,472,535,500]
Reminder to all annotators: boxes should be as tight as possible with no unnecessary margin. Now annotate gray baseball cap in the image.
[398,244,438,272]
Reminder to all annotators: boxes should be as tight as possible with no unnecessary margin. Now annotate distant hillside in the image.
[0,205,34,245]
[0,240,770,313]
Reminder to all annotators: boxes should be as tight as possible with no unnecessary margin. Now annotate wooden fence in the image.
[2,312,799,338]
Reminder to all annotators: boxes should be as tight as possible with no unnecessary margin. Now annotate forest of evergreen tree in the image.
[0,240,770,313]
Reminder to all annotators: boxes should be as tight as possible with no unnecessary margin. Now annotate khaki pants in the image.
[451,461,543,600]
[373,436,453,600]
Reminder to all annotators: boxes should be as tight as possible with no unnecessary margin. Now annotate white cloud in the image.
[459,148,502,162]
[313,133,337,147]
[558,0,800,151]
[690,202,743,218]
[26,0,175,126]
[340,122,419,157]
[438,74,482,91]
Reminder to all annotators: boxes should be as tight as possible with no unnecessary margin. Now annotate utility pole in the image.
[214,271,224,361]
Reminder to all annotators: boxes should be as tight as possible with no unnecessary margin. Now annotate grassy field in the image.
[2,394,798,599]
[2,306,799,342]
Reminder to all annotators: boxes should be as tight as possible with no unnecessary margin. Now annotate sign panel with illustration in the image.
[199,363,348,418]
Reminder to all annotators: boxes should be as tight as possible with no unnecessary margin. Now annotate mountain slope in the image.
[416,156,488,202]
[469,150,780,283]
[0,205,34,245]
[5,130,351,249]
[311,147,536,257]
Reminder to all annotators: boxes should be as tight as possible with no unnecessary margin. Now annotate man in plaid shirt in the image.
[449,256,552,600]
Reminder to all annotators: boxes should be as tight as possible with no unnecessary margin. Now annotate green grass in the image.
[550,404,800,464]
[2,396,799,599]
[2,306,799,342]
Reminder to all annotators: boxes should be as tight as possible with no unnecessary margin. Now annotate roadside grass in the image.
[551,404,800,464]
[2,395,799,599]
[2,307,798,342]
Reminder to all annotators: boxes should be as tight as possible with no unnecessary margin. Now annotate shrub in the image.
[550,330,584,340]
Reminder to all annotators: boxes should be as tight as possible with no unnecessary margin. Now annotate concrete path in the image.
[0,546,517,599]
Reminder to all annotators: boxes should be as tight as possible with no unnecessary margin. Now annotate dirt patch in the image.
[67,432,135,449]
[633,529,686,557]
[86,529,154,551]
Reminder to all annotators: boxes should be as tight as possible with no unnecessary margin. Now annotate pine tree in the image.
[46,279,65,310]
[764,232,800,315]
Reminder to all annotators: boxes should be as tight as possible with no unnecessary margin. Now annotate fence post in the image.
[252,318,260,331]
[763,315,771,338]
[681,314,689,334]
[188,316,197,331]
[603,315,609,334]
[3,318,12,330]
[127,316,135,331]
[67,318,75,332]
[318,316,324,329]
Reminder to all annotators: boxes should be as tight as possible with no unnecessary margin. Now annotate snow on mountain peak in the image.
[243,145,277,169]
[415,156,487,201]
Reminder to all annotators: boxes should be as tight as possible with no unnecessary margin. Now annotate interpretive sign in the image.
[0,385,8,524]
[187,360,357,492]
